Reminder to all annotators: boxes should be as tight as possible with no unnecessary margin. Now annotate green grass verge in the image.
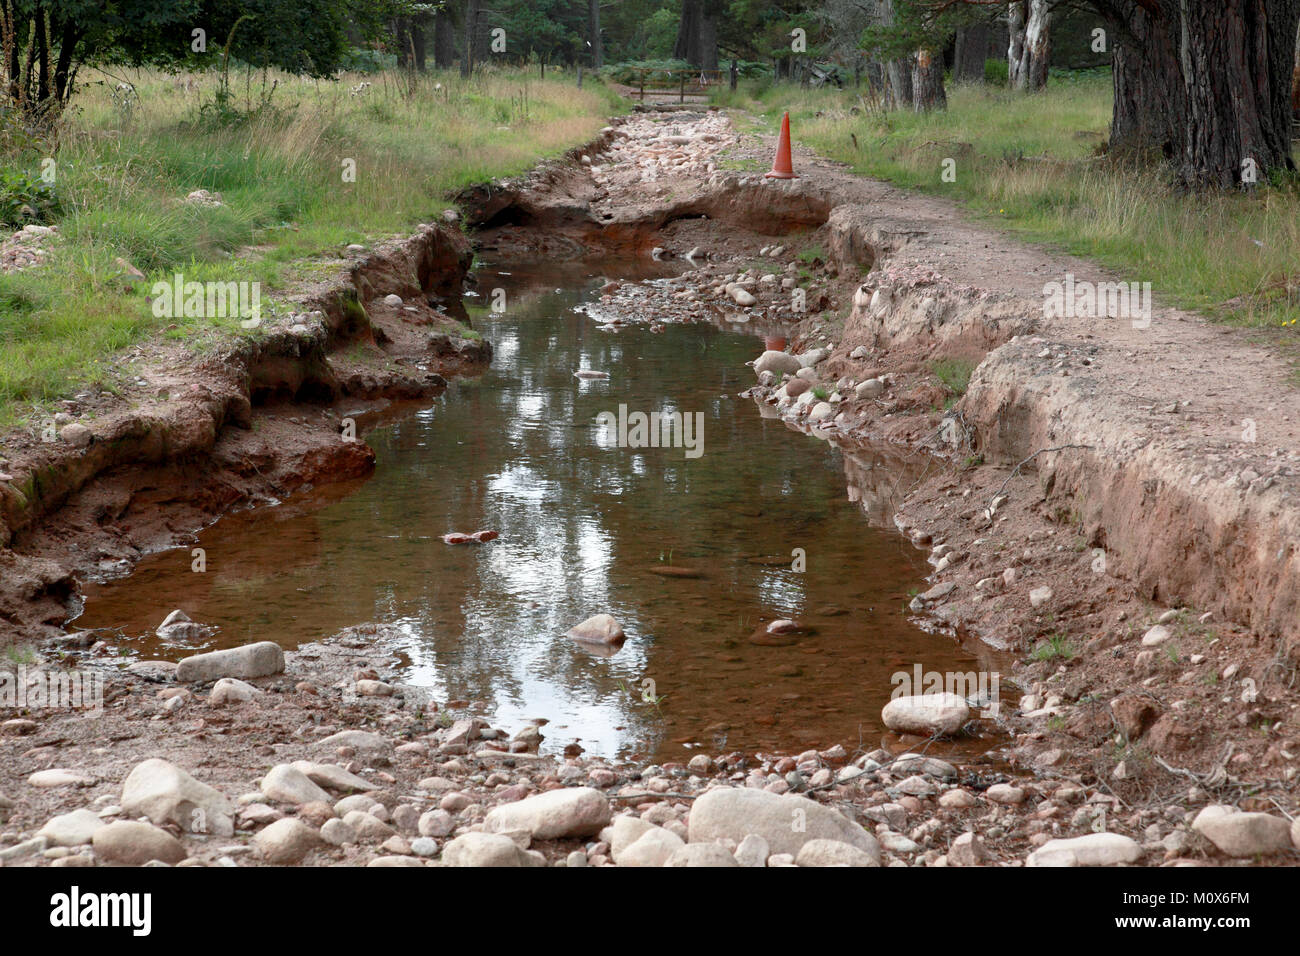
[0,67,624,429]
[715,72,1300,345]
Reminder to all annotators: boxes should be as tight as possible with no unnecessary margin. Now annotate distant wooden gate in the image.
[633,68,725,103]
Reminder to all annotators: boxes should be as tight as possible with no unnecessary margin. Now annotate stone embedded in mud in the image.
[564,613,625,646]
[121,758,235,836]
[316,730,393,756]
[1026,832,1142,867]
[1141,624,1172,646]
[209,677,259,706]
[855,378,884,400]
[688,788,879,861]
[175,641,284,682]
[799,348,828,368]
[483,786,611,840]
[59,423,92,447]
[881,693,970,737]
[1192,805,1293,857]
[382,294,403,307]
[753,350,801,377]
[1028,586,1054,609]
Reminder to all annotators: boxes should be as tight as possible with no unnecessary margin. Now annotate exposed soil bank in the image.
[0,224,484,642]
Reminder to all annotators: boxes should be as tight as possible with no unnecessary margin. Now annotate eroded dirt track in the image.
[1,108,1298,868]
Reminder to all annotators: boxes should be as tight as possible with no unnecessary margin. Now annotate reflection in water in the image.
[76,261,1009,761]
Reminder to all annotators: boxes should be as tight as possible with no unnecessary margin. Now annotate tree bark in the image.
[1173,0,1300,189]
[1109,3,1183,160]
[912,47,947,110]
[953,22,990,82]
[411,17,426,72]
[674,0,718,68]
[433,9,455,70]
[1008,0,1051,91]
[588,0,603,69]
[461,0,479,77]
[886,55,913,110]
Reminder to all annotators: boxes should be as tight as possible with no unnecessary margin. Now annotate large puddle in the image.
[75,260,1011,762]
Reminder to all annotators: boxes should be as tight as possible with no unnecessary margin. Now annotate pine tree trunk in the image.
[953,23,990,83]
[912,48,946,111]
[589,0,603,69]
[1007,1,1025,88]
[461,0,479,77]
[1008,1,1051,91]
[433,10,455,70]
[1109,5,1183,160]
[886,56,913,111]
[1174,0,1300,189]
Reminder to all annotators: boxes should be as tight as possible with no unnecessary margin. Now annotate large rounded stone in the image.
[686,787,879,860]
[753,350,801,377]
[176,642,284,682]
[253,818,322,864]
[1026,833,1143,867]
[441,832,544,867]
[260,764,331,806]
[483,787,610,839]
[881,693,970,736]
[618,827,684,867]
[92,821,186,866]
[120,758,234,836]
[1192,805,1293,858]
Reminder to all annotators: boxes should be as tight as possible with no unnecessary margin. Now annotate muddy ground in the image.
[0,107,1297,867]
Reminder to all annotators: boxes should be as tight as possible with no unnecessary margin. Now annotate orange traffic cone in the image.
[765,111,797,180]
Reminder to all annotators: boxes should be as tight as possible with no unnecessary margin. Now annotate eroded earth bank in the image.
[1,108,1299,869]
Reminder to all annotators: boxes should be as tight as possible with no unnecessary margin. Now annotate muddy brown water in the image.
[75,260,1012,763]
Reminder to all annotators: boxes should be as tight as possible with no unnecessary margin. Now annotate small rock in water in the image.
[564,613,625,646]
[573,369,610,380]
